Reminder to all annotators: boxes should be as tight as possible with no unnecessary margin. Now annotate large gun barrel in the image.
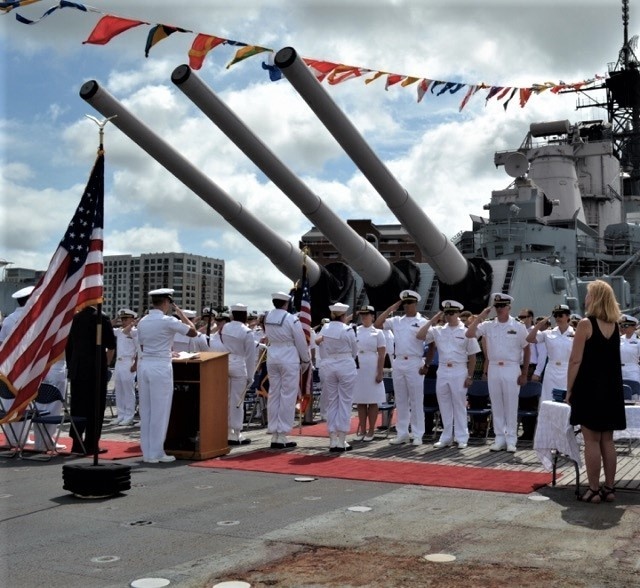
[170,64,412,309]
[274,47,492,310]
[79,80,343,317]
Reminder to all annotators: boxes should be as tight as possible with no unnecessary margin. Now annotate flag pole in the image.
[85,115,115,466]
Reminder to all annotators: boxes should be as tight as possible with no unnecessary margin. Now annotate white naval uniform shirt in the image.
[219,320,257,377]
[264,308,309,364]
[476,316,529,363]
[0,306,26,344]
[620,333,640,382]
[383,313,427,358]
[424,322,481,365]
[137,310,191,356]
[115,327,137,361]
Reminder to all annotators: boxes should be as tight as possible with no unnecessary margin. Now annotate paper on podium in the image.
[173,351,200,360]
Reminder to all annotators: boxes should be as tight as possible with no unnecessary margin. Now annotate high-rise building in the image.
[103,252,224,319]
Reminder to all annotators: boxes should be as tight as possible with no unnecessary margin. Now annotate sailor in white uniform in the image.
[526,304,575,402]
[136,288,197,463]
[417,300,480,449]
[317,302,358,451]
[352,306,386,442]
[113,308,138,426]
[173,310,199,352]
[466,293,529,453]
[222,303,257,445]
[0,286,36,445]
[263,292,310,449]
[375,290,428,446]
[619,314,640,393]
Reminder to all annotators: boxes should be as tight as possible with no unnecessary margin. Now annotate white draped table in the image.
[533,400,640,490]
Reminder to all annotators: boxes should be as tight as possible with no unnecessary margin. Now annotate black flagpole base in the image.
[62,462,131,499]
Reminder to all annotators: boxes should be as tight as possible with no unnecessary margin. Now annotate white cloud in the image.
[0,0,628,311]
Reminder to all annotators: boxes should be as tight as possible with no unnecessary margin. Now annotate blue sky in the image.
[0,0,628,311]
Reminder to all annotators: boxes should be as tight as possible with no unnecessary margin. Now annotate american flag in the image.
[0,152,104,423]
[299,263,312,345]
[297,262,313,416]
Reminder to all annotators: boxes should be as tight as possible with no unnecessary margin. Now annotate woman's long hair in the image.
[585,279,621,323]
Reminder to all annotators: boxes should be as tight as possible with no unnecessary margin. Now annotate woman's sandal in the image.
[600,485,616,503]
[579,487,602,503]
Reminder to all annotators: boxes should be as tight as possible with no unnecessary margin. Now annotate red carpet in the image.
[0,434,142,460]
[191,450,553,494]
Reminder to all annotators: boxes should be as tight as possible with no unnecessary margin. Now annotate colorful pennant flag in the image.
[226,44,271,69]
[188,33,225,70]
[303,59,340,82]
[83,15,146,46]
[15,0,87,25]
[0,0,42,13]
[145,24,189,57]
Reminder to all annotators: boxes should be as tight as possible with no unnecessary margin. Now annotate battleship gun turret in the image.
[170,64,414,311]
[80,80,348,322]
[274,47,493,312]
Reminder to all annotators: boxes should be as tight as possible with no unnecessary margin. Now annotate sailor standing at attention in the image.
[466,293,529,453]
[416,300,480,449]
[619,314,640,392]
[136,288,197,464]
[317,302,358,452]
[113,308,138,426]
[375,290,428,446]
[223,303,257,446]
[264,291,311,449]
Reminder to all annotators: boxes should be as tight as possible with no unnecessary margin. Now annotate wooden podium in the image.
[165,352,229,460]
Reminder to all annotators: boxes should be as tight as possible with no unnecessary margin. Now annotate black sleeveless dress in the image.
[570,316,626,431]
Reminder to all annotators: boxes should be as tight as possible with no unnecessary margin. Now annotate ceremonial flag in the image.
[82,15,146,46]
[188,33,225,70]
[0,153,104,423]
[15,0,88,25]
[296,263,313,415]
[0,0,42,13]
[226,44,271,69]
[417,79,432,102]
[145,24,189,57]
[303,58,339,82]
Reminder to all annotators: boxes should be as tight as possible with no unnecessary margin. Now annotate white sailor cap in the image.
[216,311,230,321]
[321,318,330,324]
[621,314,639,325]
[357,305,376,314]
[202,307,217,317]
[329,302,349,315]
[441,300,463,312]
[248,310,258,319]
[182,309,197,318]
[552,304,571,315]
[271,291,291,302]
[570,313,582,321]
[118,308,137,318]
[491,293,513,306]
[400,289,421,302]
[12,285,35,300]
[149,287,174,298]
[230,303,247,312]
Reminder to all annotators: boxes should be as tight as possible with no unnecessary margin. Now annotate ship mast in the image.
[575,0,640,196]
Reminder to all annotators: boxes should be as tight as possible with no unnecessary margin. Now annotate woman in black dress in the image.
[567,280,626,503]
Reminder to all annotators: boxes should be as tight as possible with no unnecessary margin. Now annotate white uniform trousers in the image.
[114,359,137,422]
[35,365,67,450]
[487,363,520,446]
[322,358,357,434]
[392,356,425,440]
[228,359,248,433]
[137,357,174,460]
[266,362,300,435]
[435,364,469,444]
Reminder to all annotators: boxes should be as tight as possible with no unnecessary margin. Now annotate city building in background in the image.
[103,252,224,318]
[300,219,425,265]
